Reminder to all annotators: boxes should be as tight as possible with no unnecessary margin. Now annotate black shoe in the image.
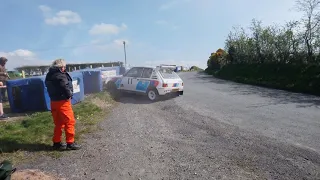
[0,114,9,120]
[67,143,81,150]
[53,142,67,150]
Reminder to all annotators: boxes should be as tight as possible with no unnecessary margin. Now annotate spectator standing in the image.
[0,57,8,102]
[45,59,81,150]
[0,81,9,120]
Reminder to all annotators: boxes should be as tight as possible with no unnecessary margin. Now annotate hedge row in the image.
[211,63,320,96]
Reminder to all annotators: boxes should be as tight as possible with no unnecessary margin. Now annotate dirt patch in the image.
[11,169,63,180]
[91,97,112,109]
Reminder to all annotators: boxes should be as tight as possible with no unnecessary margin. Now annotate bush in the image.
[215,63,320,95]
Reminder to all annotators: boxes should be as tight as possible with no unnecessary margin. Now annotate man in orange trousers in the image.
[45,59,81,150]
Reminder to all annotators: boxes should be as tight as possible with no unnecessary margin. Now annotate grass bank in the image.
[211,63,320,96]
[0,91,115,164]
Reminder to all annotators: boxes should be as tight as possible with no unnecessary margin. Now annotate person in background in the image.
[45,59,81,150]
[0,57,9,102]
[0,81,9,120]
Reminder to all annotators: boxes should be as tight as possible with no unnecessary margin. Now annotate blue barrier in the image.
[6,76,50,113]
[69,71,85,105]
[6,72,84,113]
[97,66,121,78]
[174,66,182,72]
[120,67,126,75]
[74,69,102,94]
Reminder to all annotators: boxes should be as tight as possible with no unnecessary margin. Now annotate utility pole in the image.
[123,41,127,67]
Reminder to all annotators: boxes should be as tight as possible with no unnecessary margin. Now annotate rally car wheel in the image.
[108,82,121,100]
[147,89,158,101]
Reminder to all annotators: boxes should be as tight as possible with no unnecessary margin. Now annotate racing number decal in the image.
[127,78,134,84]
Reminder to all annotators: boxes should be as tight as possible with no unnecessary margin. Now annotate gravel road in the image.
[20,72,320,180]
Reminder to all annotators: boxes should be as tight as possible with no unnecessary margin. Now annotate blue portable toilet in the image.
[6,72,85,113]
[75,69,102,94]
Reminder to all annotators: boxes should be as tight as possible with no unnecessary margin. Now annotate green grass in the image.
[0,92,114,164]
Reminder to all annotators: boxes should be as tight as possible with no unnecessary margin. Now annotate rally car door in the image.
[135,68,154,93]
[121,67,143,91]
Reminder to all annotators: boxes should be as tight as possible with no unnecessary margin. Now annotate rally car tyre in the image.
[107,82,121,100]
[147,88,159,101]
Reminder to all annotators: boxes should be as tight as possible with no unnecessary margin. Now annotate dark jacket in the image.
[0,64,7,82]
[45,67,73,101]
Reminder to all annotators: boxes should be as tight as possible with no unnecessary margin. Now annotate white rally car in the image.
[106,65,184,101]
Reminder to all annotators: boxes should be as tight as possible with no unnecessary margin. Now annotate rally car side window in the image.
[141,68,153,78]
[125,67,143,78]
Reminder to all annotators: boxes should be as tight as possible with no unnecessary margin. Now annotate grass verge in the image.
[0,91,115,164]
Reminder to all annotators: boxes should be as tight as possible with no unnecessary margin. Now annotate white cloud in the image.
[89,23,127,35]
[39,5,82,25]
[39,5,51,13]
[0,49,49,70]
[46,11,81,25]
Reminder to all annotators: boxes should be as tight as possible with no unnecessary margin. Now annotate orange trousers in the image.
[50,99,76,144]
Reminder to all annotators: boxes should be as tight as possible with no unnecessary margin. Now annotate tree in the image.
[295,0,320,62]
[250,19,264,63]
[39,66,50,75]
[227,45,236,64]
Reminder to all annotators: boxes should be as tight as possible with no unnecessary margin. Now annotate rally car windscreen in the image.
[158,68,179,79]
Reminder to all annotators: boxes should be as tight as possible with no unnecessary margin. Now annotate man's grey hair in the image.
[52,58,66,68]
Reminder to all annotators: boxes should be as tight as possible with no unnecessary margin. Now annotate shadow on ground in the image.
[108,91,178,105]
[191,73,320,109]
[0,139,53,153]
[3,108,30,118]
